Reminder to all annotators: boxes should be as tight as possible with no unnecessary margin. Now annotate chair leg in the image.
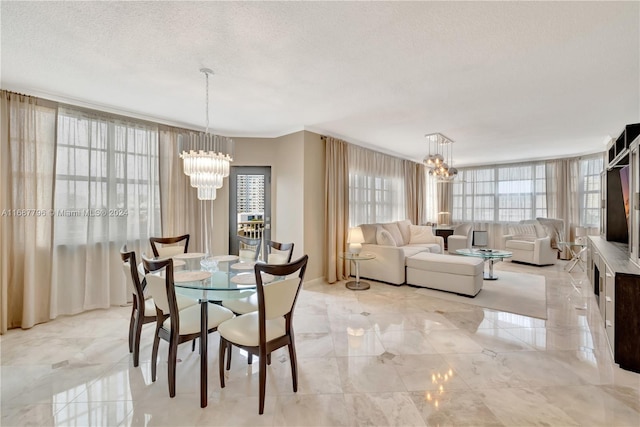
[267,353,271,365]
[128,304,136,353]
[151,327,160,382]
[219,337,226,388]
[192,338,196,352]
[168,336,178,398]
[288,340,298,392]
[226,342,233,371]
[133,314,144,367]
[248,353,253,364]
[258,348,267,415]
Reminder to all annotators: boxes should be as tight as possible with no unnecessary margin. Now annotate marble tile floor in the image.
[1,261,639,426]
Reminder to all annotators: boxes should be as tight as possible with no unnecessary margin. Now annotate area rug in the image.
[415,271,547,319]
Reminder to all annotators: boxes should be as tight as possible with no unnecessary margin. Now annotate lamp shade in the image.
[347,226,365,254]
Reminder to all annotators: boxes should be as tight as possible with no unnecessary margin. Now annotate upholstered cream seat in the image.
[448,223,473,252]
[142,254,234,398]
[218,255,308,414]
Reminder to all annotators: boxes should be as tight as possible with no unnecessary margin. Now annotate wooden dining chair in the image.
[264,240,295,264]
[237,235,262,261]
[142,254,234,398]
[222,240,295,316]
[218,255,308,414]
[120,244,157,367]
[149,234,190,258]
[121,245,198,367]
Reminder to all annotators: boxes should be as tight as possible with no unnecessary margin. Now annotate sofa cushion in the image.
[406,252,483,276]
[404,243,442,254]
[401,246,431,258]
[506,239,535,251]
[382,223,404,247]
[508,224,537,241]
[360,223,380,244]
[376,227,397,246]
[409,225,435,244]
[397,219,412,246]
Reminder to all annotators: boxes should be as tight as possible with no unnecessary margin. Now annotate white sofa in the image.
[357,220,444,285]
[502,220,558,266]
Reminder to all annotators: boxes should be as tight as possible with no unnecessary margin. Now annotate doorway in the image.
[229,166,272,258]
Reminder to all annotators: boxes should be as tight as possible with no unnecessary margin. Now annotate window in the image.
[54,108,161,245]
[347,144,406,226]
[453,162,546,223]
[578,156,603,227]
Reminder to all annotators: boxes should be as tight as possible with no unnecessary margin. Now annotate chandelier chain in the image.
[204,70,210,134]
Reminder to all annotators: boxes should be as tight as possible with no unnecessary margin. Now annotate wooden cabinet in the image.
[588,236,640,373]
[615,273,640,372]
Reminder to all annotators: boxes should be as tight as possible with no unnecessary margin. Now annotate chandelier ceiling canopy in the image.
[178,68,234,200]
[423,133,457,180]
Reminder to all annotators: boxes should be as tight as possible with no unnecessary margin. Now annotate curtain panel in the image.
[1,91,57,333]
[50,107,161,316]
[324,137,349,283]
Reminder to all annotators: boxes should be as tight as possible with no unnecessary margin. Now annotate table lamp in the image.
[438,212,450,226]
[347,226,365,254]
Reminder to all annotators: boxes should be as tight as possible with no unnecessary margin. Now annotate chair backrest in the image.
[120,244,147,308]
[238,235,262,261]
[265,241,294,265]
[254,255,308,331]
[454,223,472,236]
[149,234,190,258]
[141,254,180,329]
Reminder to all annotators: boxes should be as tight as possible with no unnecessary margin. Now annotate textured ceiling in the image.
[2,1,638,167]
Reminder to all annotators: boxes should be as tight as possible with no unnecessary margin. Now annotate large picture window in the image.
[453,162,546,223]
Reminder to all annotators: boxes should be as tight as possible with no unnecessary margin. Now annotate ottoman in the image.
[406,252,484,297]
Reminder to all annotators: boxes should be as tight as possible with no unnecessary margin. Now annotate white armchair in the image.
[448,223,473,252]
[502,221,557,266]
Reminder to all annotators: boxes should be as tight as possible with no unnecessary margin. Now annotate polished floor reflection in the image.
[2,261,639,426]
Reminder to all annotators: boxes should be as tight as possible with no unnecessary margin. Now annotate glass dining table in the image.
[145,254,260,408]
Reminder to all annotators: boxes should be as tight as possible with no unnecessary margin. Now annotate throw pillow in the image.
[382,222,405,247]
[397,219,412,246]
[359,223,379,244]
[409,225,435,244]
[376,227,397,246]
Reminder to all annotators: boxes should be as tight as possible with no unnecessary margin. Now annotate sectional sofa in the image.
[357,220,444,285]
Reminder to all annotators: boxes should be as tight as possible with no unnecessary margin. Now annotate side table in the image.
[560,242,587,272]
[340,252,376,290]
[435,228,455,250]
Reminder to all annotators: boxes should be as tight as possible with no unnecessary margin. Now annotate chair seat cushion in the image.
[162,303,234,336]
[217,312,286,347]
[506,240,535,251]
[222,294,258,315]
[144,295,197,316]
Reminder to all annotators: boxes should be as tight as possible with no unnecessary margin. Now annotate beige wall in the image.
[210,131,325,281]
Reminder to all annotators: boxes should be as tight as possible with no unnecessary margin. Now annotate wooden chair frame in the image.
[149,234,190,258]
[265,240,295,263]
[237,235,263,261]
[120,244,155,367]
[219,255,308,414]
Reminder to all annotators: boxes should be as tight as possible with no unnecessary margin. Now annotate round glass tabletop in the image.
[455,248,512,259]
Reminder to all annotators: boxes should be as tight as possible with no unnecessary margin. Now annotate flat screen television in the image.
[620,165,630,223]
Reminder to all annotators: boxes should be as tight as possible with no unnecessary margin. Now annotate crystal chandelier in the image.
[423,133,457,180]
[178,68,234,200]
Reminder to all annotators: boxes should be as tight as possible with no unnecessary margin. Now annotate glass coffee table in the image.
[455,248,513,280]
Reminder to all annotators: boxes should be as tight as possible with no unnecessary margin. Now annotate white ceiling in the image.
[2,1,638,167]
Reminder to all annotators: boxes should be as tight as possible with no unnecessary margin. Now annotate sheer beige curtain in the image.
[159,127,215,255]
[546,158,576,259]
[324,137,349,283]
[405,161,427,225]
[0,91,57,333]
